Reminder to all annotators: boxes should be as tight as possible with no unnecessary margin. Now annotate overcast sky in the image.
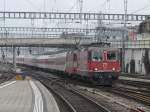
[0,0,150,28]
[0,0,150,14]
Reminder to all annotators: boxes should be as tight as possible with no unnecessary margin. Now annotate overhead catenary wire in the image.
[131,3,150,14]
[87,0,108,13]
[67,0,79,13]
[24,0,41,11]
[24,0,42,54]
[56,0,80,32]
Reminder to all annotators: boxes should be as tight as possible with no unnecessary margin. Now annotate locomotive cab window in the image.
[107,51,117,60]
[92,51,102,61]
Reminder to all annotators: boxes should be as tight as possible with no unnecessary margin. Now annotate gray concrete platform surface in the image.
[0,80,60,112]
[0,80,33,112]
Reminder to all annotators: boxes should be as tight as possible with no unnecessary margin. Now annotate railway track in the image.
[21,67,150,111]
[117,79,150,89]
[38,74,150,112]
[32,73,110,112]
[0,73,14,84]
[110,79,150,106]
[99,86,150,107]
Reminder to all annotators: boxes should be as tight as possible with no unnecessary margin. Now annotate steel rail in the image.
[40,79,77,112]
[34,74,110,112]
[110,88,150,106]
[117,79,150,89]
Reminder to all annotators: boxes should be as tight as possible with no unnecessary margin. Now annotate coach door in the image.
[73,53,78,72]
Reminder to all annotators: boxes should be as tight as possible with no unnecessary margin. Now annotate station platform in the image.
[0,79,60,112]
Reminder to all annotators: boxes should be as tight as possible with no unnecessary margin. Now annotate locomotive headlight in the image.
[94,68,98,71]
[112,68,116,71]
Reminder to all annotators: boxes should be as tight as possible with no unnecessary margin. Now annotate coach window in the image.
[73,54,77,61]
[107,51,117,60]
[88,51,91,60]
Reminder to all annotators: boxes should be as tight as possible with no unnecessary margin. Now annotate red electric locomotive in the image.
[66,47,120,85]
[15,46,120,85]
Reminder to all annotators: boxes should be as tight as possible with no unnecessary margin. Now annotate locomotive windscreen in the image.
[107,51,118,60]
[88,50,103,61]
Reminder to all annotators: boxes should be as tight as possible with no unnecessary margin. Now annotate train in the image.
[15,47,121,85]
